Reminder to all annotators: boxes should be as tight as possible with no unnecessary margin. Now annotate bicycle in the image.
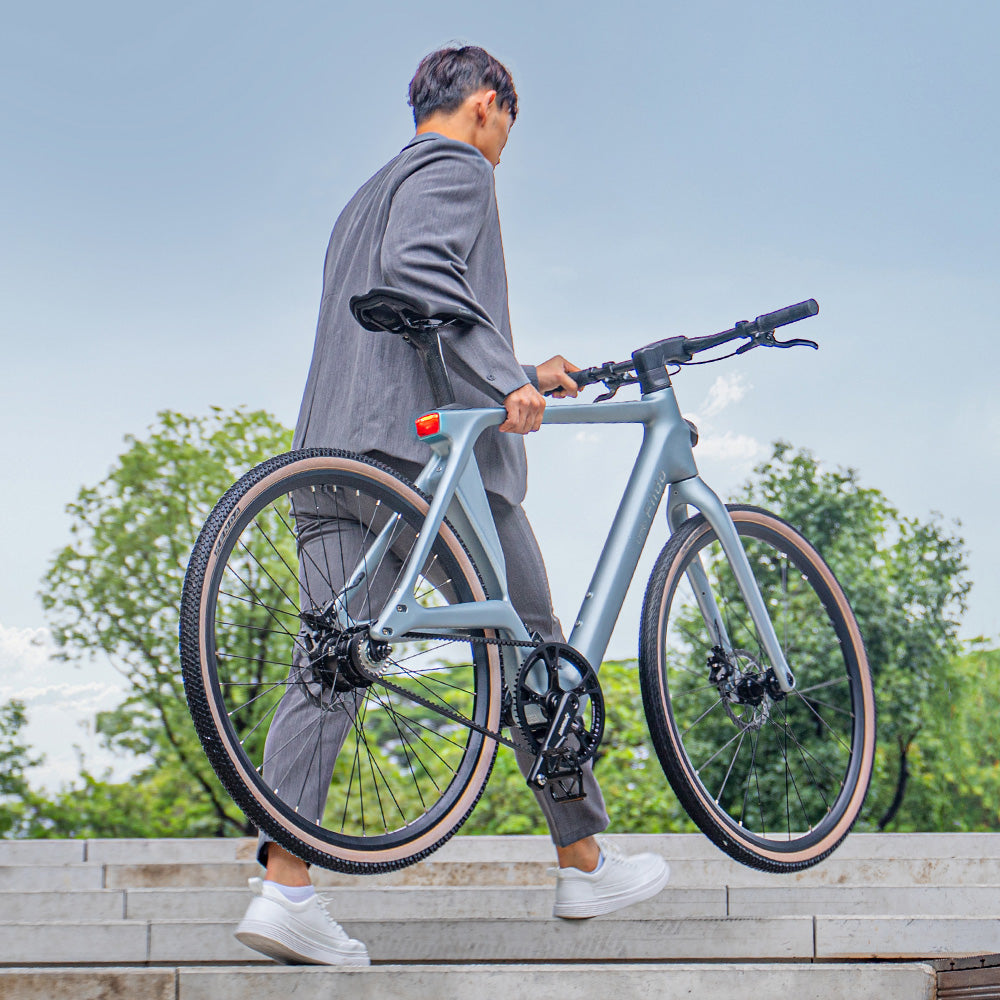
[179,289,875,876]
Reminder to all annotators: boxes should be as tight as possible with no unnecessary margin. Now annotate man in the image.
[236,45,669,966]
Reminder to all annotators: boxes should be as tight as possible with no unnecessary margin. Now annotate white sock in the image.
[267,881,315,902]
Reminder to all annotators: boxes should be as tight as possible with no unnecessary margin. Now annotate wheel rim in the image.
[197,460,497,854]
[658,517,870,853]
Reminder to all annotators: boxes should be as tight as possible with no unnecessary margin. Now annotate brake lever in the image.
[594,373,638,402]
[771,335,819,350]
[735,329,819,354]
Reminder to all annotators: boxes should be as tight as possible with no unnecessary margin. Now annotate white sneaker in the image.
[552,839,670,919]
[235,878,370,965]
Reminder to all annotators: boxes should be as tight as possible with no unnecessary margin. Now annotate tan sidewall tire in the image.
[643,506,876,870]
[184,451,502,871]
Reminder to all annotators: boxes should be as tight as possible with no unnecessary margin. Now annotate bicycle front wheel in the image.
[639,504,875,871]
[180,449,502,873]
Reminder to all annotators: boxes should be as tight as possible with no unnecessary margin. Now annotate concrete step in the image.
[4,883,999,923]
[0,915,813,963]
[0,865,104,892]
[6,831,1000,868]
[727,884,1000,916]
[0,962,939,1000]
[65,855,1000,890]
[2,886,725,922]
[0,890,125,921]
[2,834,995,997]
[4,913,999,964]
[11,834,1000,896]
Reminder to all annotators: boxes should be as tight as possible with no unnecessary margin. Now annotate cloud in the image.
[680,373,762,474]
[0,622,135,790]
[696,431,763,463]
[693,373,753,420]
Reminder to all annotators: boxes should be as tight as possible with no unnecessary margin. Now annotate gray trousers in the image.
[257,452,608,865]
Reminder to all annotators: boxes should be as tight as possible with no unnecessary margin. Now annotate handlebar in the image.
[564,298,819,399]
[350,285,819,406]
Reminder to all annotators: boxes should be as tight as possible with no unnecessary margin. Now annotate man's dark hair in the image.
[408,46,518,126]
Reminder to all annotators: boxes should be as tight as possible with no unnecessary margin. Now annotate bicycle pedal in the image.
[546,773,586,803]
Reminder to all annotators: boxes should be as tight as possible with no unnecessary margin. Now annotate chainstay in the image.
[402,630,538,648]
[372,671,521,751]
[372,629,536,752]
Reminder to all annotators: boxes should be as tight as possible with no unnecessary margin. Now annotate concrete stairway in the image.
[1,833,999,998]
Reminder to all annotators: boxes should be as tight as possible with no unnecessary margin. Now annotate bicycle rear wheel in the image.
[639,504,875,872]
[180,449,502,873]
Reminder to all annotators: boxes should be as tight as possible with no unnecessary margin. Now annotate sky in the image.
[1,0,997,788]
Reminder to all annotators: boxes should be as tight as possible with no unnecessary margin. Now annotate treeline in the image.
[1,409,994,839]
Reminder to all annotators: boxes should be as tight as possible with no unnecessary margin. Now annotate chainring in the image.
[514,642,605,764]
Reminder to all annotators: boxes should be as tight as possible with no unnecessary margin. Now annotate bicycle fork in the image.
[666,477,796,694]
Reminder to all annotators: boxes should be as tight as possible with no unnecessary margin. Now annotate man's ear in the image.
[475,89,498,124]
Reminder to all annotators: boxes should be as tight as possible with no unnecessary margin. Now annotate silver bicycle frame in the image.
[360,384,796,694]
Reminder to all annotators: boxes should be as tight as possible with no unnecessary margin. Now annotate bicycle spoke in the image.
[739,727,761,827]
[222,678,288,713]
[219,584,300,627]
[792,691,853,754]
[795,676,850,695]
[367,686,453,794]
[695,726,745,775]
[715,728,747,804]
[681,696,724,737]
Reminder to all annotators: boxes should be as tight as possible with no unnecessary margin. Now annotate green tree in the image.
[0,700,44,837]
[41,408,292,837]
[885,644,1000,830]
[35,426,974,840]
[741,442,971,830]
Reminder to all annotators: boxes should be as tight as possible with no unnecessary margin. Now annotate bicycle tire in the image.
[179,449,502,873]
[639,504,875,872]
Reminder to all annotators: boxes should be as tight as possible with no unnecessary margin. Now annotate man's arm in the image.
[380,146,530,400]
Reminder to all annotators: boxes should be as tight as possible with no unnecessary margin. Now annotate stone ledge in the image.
[817,916,1000,959]
[0,963,938,1000]
[6,832,1000,869]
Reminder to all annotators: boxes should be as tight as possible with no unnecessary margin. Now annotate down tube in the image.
[562,417,682,673]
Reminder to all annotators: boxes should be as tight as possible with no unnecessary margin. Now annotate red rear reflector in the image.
[415,412,440,437]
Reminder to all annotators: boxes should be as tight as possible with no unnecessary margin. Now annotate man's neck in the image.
[415,115,476,147]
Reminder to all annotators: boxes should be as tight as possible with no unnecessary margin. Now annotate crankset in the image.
[514,642,605,802]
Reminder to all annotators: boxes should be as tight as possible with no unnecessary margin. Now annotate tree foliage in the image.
[40,408,292,836]
[741,442,971,829]
[0,700,44,836]
[26,423,981,840]
[877,644,1000,830]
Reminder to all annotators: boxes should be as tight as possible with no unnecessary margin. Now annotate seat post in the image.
[408,328,456,407]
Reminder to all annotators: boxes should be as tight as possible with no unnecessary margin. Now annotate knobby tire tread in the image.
[179,448,499,874]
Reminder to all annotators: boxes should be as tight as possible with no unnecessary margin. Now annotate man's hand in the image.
[536,355,581,399]
[499,356,582,435]
[500,383,546,434]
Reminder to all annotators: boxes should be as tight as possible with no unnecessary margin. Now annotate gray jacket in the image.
[293,132,537,505]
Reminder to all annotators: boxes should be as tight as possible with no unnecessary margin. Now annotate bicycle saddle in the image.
[350,286,476,334]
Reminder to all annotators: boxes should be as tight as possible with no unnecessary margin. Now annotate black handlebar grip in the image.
[543,368,596,396]
[754,299,819,332]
